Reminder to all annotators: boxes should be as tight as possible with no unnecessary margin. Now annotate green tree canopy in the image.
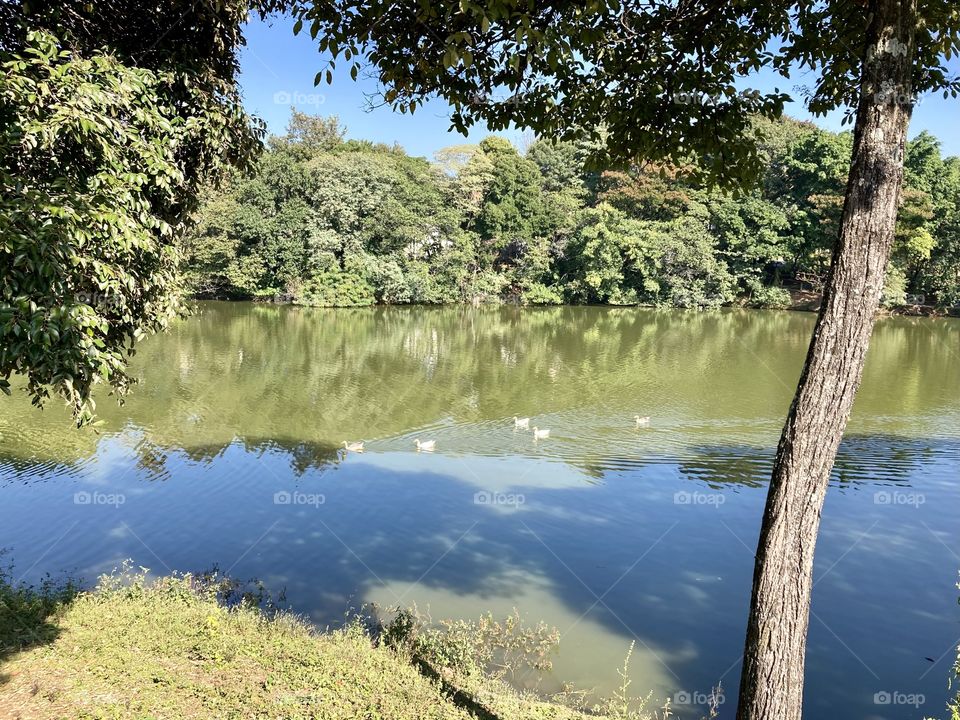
[0,0,264,423]
[290,0,959,185]
[184,109,960,311]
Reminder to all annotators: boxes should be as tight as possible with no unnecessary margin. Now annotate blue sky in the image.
[239,15,960,161]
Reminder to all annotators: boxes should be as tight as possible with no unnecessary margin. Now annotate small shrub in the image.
[300,271,376,306]
[521,282,564,305]
[749,285,792,309]
[380,607,560,682]
[882,265,908,307]
[373,259,413,304]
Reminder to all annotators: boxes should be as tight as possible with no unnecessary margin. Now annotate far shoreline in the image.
[184,292,960,319]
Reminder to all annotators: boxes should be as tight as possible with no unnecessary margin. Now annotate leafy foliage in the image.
[381,606,559,682]
[185,113,467,306]
[0,2,263,423]
[186,111,960,313]
[286,0,960,188]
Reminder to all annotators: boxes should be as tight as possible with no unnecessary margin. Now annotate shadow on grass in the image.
[0,563,79,686]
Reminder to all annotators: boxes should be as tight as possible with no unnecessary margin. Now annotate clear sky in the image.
[238,14,960,161]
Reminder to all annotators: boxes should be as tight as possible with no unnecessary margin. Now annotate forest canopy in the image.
[184,111,960,311]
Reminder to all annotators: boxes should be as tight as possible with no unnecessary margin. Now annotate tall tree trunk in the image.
[735,2,917,719]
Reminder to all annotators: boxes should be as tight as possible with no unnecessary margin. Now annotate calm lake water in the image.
[1,302,959,719]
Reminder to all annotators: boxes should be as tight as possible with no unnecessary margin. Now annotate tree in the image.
[905,132,960,304]
[472,137,546,254]
[526,136,601,198]
[0,0,263,423]
[777,128,854,272]
[269,109,346,159]
[184,110,468,306]
[288,1,960,718]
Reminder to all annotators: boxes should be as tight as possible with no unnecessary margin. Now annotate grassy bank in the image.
[0,568,661,720]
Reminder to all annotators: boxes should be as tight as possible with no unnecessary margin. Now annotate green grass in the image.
[10,566,952,720]
[0,568,659,720]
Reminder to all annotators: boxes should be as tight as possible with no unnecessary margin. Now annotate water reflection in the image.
[0,303,958,720]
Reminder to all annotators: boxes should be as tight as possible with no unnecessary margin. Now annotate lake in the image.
[1,302,958,719]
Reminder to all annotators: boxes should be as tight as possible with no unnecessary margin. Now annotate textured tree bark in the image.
[735,2,917,719]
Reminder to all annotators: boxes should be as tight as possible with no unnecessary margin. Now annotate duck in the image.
[532,427,550,440]
[513,416,530,429]
[414,439,436,452]
[342,441,365,452]
[634,415,651,427]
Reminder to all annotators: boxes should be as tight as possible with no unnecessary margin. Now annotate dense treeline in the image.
[184,111,960,309]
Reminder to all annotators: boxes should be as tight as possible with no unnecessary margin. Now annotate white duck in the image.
[342,441,365,452]
[634,415,651,427]
[414,439,436,452]
[532,427,550,440]
[513,416,530,429]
